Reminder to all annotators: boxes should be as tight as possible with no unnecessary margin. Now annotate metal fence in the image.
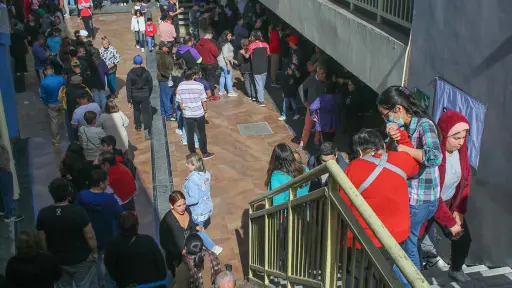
[337,0,413,28]
[248,161,429,287]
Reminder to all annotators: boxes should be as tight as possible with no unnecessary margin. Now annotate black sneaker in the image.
[4,215,24,222]
[202,152,215,160]
[448,269,471,282]
[135,126,142,132]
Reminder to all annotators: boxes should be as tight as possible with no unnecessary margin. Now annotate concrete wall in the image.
[259,0,408,92]
[407,0,512,267]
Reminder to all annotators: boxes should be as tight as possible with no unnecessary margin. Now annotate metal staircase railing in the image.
[248,160,429,287]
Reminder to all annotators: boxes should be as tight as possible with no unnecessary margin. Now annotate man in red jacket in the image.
[419,110,472,282]
[98,151,137,211]
[78,0,95,40]
[339,128,419,248]
[195,29,219,96]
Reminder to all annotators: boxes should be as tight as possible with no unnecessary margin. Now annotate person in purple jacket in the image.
[175,36,203,69]
[309,84,342,145]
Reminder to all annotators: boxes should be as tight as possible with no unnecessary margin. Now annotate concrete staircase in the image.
[422,263,512,287]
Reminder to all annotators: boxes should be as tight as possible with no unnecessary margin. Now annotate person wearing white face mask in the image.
[377,86,443,287]
[419,110,472,282]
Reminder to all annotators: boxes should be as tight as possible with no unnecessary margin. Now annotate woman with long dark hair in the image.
[60,142,94,195]
[216,30,238,97]
[173,233,222,288]
[376,86,442,283]
[265,143,310,205]
[159,191,222,276]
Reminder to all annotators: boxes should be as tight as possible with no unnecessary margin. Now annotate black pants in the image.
[81,16,95,39]
[133,99,152,131]
[173,19,180,43]
[121,197,136,211]
[13,56,27,74]
[200,63,217,94]
[320,131,335,144]
[184,116,207,154]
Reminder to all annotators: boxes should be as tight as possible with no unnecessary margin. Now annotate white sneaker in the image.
[141,48,145,52]
[293,114,300,120]
[278,115,286,121]
[136,45,140,48]
[175,129,182,135]
[211,246,223,255]
[218,91,226,96]
[227,92,238,97]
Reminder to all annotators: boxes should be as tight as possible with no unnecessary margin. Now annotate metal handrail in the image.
[343,0,413,28]
[248,160,429,287]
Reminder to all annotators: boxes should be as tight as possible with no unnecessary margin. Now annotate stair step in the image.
[462,265,489,274]
[480,266,512,277]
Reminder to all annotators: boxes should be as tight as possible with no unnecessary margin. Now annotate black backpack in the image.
[116,149,137,179]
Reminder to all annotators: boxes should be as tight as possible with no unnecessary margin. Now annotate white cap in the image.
[78,30,89,37]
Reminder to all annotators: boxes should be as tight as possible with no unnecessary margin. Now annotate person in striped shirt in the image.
[176,67,215,160]
[377,86,442,283]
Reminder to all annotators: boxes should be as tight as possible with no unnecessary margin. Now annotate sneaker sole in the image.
[203,155,215,160]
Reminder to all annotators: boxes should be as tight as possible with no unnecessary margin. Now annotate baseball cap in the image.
[286,35,299,45]
[133,55,144,65]
[159,41,171,49]
[71,59,80,67]
[78,30,88,37]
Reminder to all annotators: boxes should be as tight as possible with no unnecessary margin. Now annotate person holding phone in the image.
[419,110,472,282]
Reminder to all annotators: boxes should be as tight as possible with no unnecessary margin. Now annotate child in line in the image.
[78,111,106,161]
[145,17,157,52]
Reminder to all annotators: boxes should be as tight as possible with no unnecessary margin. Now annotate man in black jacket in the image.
[126,55,153,140]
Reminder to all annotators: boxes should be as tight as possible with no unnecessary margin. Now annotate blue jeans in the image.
[159,82,172,119]
[282,97,298,117]
[135,31,145,48]
[253,73,267,103]
[0,171,15,218]
[219,66,233,93]
[92,89,107,111]
[146,36,155,49]
[97,250,115,288]
[176,100,183,130]
[197,231,216,250]
[393,200,438,287]
[106,73,117,95]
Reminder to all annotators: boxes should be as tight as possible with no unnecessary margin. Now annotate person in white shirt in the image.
[71,93,102,129]
[96,99,130,153]
[131,9,146,52]
[78,111,106,160]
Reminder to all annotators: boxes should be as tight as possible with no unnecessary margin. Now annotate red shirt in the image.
[248,41,270,56]
[78,0,93,17]
[339,130,419,248]
[195,38,219,65]
[108,163,136,203]
[269,30,281,54]
[145,23,156,37]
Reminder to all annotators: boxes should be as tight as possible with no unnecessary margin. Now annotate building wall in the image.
[407,0,512,266]
[259,0,408,93]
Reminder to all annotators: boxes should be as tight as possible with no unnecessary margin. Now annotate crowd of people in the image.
[1,0,477,287]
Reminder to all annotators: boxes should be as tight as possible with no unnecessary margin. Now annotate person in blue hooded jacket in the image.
[75,169,122,288]
[265,143,310,206]
[184,153,213,227]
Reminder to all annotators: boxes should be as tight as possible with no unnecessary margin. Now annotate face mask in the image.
[385,113,404,127]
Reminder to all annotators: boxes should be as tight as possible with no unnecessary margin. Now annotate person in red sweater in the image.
[339,128,419,248]
[195,29,219,96]
[268,22,281,87]
[98,151,137,211]
[145,17,157,52]
[419,110,472,282]
[78,0,95,39]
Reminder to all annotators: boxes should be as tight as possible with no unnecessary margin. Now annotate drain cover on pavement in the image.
[237,122,273,137]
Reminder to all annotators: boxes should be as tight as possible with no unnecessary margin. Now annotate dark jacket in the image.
[5,253,62,288]
[156,50,173,82]
[10,27,28,58]
[77,56,92,88]
[159,208,197,270]
[105,234,168,288]
[126,67,153,104]
[88,56,109,90]
[195,38,219,65]
[176,45,202,69]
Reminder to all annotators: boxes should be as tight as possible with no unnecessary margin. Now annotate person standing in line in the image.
[278,35,301,121]
[0,144,23,222]
[145,17,157,52]
[37,178,99,288]
[166,0,184,43]
[156,41,175,122]
[215,271,237,288]
[216,30,238,97]
[131,9,146,53]
[240,30,269,107]
[233,17,248,54]
[195,29,219,95]
[40,65,66,148]
[176,36,203,69]
[71,93,102,129]
[176,67,215,160]
[86,45,109,111]
[78,111,107,161]
[99,37,121,97]
[237,39,255,101]
[104,211,169,287]
[59,75,94,142]
[268,22,281,87]
[157,15,177,45]
[75,169,122,288]
[96,99,130,154]
[126,55,153,140]
[78,0,95,40]
[33,35,49,82]
[184,153,213,227]
[188,3,201,41]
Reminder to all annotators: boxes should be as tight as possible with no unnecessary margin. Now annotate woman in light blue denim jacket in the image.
[184,153,214,227]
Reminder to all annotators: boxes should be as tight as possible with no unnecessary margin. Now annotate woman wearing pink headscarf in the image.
[420,110,472,282]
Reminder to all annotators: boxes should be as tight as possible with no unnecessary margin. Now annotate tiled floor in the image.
[66,12,305,279]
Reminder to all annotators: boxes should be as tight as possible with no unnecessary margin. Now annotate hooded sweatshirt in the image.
[420,111,471,236]
[176,44,203,69]
[75,190,123,249]
[126,66,153,104]
[195,38,219,65]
